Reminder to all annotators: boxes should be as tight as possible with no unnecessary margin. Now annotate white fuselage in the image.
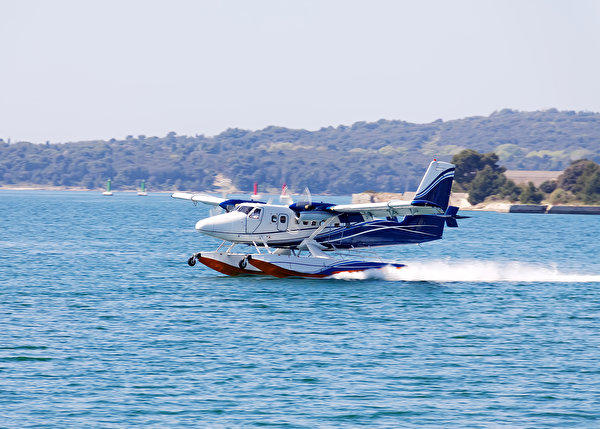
[195,203,352,245]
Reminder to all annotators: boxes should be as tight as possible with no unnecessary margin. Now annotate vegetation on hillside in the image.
[1,109,600,194]
[451,149,600,205]
[553,159,600,204]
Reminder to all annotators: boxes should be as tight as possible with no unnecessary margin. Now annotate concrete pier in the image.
[547,206,600,215]
[509,205,548,213]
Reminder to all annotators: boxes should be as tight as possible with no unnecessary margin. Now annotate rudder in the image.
[414,160,455,210]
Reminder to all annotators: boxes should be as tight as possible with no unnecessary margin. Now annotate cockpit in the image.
[236,205,262,219]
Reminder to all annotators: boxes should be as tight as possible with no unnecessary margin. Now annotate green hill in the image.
[1,109,599,194]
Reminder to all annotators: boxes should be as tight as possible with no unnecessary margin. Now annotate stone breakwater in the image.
[546,205,600,214]
[475,204,600,215]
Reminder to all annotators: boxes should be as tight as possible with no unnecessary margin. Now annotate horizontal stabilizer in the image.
[441,205,468,227]
[445,217,459,228]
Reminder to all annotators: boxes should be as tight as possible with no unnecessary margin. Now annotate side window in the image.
[249,208,262,219]
[279,215,287,224]
[271,215,277,223]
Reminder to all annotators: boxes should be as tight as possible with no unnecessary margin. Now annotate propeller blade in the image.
[210,206,224,217]
[303,186,312,206]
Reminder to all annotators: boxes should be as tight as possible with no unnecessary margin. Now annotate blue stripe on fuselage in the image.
[315,215,446,249]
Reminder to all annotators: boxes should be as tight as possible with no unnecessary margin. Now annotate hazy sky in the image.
[2,0,600,143]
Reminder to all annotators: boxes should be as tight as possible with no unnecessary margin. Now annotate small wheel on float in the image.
[187,256,197,266]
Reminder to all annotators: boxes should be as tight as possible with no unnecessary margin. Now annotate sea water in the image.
[1,191,599,428]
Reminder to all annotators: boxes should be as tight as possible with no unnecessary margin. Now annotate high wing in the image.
[328,199,444,217]
[171,192,225,206]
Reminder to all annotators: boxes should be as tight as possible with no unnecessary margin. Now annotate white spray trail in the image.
[331,260,600,282]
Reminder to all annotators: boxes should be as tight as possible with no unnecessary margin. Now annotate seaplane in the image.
[172,160,464,278]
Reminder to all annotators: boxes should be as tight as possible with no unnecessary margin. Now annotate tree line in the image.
[452,149,600,205]
[1,109,600,195]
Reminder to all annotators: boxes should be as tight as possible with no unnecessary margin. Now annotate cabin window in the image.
[311,221,317,226]
[249,208,262,219]
[303,221,309,226]
[237,206,253,214]
[271,215,277,223]
[279,215,287,224]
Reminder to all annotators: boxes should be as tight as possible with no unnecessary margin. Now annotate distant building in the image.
[504,170,562,187]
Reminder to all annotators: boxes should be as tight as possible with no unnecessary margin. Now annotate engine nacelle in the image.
[298,211,333,222]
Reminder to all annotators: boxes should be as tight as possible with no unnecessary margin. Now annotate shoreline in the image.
[4,188,600,213]
[0,185,94,191]
[0,186,173,193]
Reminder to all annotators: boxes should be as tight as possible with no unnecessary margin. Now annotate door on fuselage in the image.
[246,207,263,233]
[277,213,288,232]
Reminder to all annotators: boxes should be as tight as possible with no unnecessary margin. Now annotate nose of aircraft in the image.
[195,218,214,232]
[195,211,247,236]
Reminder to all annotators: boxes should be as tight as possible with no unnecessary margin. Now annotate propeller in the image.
[297,186,314,209]
[304,187,312,206]
[209,189,228,216]
[209,206,223,217]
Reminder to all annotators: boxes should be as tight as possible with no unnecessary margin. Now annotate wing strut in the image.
[298,216,336,257]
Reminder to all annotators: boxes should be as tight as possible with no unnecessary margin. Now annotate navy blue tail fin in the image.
[414,161,455,210]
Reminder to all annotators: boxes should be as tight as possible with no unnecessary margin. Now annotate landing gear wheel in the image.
[239,256,248,269]
[187,255,197,266]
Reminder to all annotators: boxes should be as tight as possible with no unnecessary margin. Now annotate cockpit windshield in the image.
[236,206,262,219]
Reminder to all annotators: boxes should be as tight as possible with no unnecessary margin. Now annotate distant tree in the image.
[556,159,599,193]
[452,149,509,204]
[498,179,522,202]
[539,180,557,194]
[556,159,600,203]
[519,182,544,204]
[452,149,505,190]
[549,188,576,205]
[581,170,600,204]
[468,165,506,205]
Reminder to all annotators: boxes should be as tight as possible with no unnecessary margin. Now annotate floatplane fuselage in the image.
[173,160,464,278]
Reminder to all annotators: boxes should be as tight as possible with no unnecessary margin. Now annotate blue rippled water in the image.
[1,190,600,428]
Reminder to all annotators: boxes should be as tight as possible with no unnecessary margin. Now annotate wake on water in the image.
[331,260,600,282]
